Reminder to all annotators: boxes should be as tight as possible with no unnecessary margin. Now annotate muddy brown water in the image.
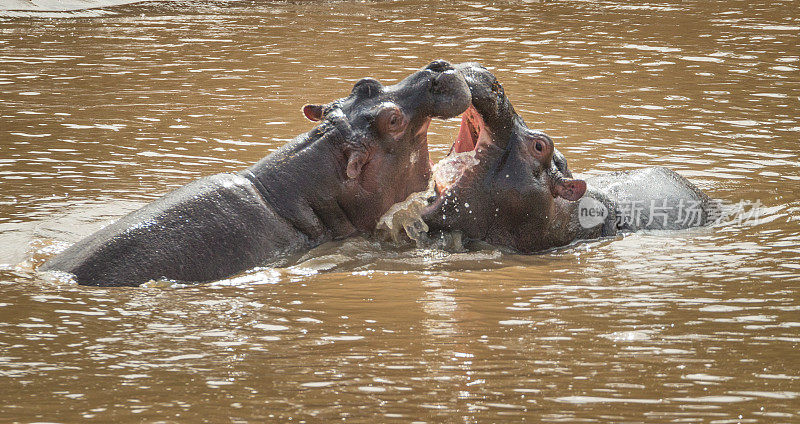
[1,1,799,422]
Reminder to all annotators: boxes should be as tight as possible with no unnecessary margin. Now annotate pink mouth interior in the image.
[432,106,490,194]
[452,105,488,154]
[432,105,585,204]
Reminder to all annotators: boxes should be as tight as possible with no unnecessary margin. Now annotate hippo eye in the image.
[376,104,407,135]
[528,131,554,164]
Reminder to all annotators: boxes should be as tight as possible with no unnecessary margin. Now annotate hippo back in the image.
[585,166,720,232]
[40,173,304,286]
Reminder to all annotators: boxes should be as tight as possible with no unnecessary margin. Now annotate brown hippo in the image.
[417,63,719,252]
[41,60,471,286]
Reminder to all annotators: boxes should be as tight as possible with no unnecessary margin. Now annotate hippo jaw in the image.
[424,104,510,220]
[429,106,485,194]
[421,63,588,251]
[296,60,472,234]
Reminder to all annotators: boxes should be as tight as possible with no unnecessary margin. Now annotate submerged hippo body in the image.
[584,167,719,234]
[419,63,718,252]
[42,60,471,286]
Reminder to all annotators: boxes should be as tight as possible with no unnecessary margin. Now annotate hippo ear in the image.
[346,151,368,180]
[554,178,587,201]
[303,104,324,121]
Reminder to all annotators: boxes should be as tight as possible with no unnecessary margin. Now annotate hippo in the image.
[41,60,472,286]
[415,63,719,252]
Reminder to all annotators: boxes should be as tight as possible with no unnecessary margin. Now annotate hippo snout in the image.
[426,65,470,119]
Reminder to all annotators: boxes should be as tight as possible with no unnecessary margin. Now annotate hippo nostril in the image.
[426,59,454,73]
[430,69,459,93]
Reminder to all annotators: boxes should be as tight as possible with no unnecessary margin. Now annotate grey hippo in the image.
[417,63,720,252]
[41,60,472,286]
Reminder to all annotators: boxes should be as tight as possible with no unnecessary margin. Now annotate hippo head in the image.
[301,60,471,233]
[421,63,587,251]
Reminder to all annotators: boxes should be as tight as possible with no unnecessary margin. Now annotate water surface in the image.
[1,0,798,421]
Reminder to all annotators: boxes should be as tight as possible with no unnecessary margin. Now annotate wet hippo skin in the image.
[41,60,471,286]
[583,167,719,233]
[420,63,719,252]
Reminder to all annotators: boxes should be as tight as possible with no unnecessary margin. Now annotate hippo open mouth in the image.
[453,105,491,155]
[413,62,593,252]
[429,71,583,205]
[388,62,714,254]
[429,106,492,195]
